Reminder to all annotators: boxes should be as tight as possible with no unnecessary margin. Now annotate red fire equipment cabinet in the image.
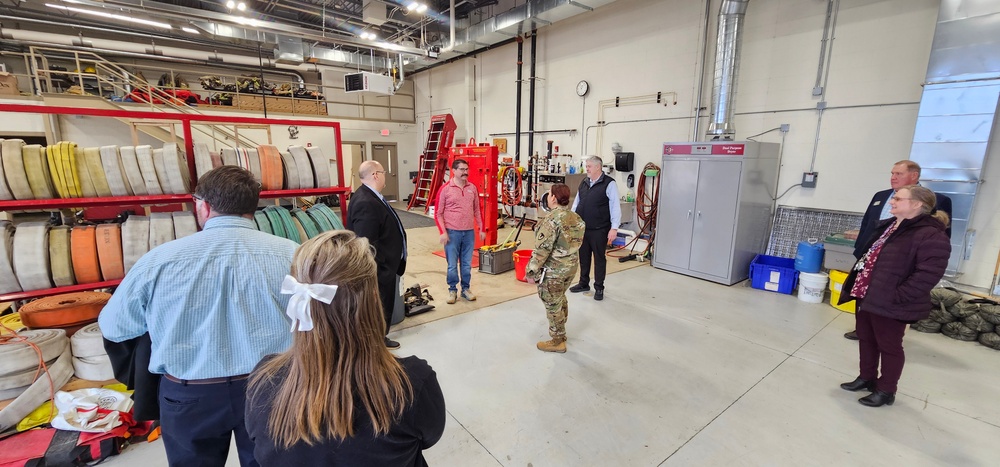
[441,138,499,248]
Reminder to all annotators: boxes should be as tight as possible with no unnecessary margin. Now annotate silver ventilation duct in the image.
[706,0,750,140]
[909,0,1000,275]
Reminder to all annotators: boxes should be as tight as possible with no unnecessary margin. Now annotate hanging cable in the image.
[607,162,660,258]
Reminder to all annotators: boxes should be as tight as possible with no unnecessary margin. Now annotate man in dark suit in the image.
[347,160,406,349]
[844,160,952,340]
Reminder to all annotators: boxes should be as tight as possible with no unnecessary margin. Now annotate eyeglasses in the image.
[454,167,470,172]
[373,170,386,176]
[890,196,913,202]
[192,194,204,201]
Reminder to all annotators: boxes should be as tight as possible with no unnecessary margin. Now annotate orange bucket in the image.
[513,249,533,282]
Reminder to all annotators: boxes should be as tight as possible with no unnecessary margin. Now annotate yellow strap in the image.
[58,142,81,198]
[46,144,67,198]
[83,147,112,197]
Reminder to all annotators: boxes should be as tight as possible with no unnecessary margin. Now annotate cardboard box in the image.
[0,72,19,96]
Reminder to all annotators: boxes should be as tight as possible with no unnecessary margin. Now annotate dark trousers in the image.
[159,377,258,467]
[578,228,610,290]
[855,308,907,394]
[377,273,399,334]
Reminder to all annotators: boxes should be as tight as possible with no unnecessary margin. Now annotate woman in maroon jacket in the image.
[838,185,951,407]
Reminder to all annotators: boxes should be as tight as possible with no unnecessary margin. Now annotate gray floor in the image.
[104,266,1000,466]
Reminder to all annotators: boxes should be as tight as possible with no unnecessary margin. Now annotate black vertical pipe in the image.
[515,36,523,163]
[526,31,537,201]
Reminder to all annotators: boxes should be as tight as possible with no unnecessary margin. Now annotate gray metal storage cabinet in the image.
[652,141,780,285]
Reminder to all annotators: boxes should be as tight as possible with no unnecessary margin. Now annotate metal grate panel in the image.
[767,206,864,258]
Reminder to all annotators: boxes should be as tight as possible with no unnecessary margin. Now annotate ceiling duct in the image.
[275,36,305,65]
[908,0,1000,275]
[419,0,618,61]
[706,0,749,140]
[305,45,395,71]
[362,0,388,26]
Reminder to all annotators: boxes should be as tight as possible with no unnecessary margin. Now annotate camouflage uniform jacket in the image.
[525,206,586,281]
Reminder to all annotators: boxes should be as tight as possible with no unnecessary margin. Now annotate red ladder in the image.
[408,114,456,212]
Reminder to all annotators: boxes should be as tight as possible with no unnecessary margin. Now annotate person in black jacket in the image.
[844,160,952,340]
[246,231,445,466]
[568,156,621,301]
[837,185,951,407]
[347,160,407,349]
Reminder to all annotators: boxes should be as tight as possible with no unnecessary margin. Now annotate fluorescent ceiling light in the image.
[234,17,258,27]
[417,4,427,13]
[406,2,418,11]
[182,26,199,34]
[226,1,235,8]
[46,4,173,29]
[237,2,246,11]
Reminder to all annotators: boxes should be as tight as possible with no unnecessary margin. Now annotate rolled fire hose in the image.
[12,222,54,291]
[82,147,112,198]
[22,144,56,200]
[135,145,164,195]
[99,145,132,197]
[172,211,198,239]
[287,145,315,189]
[0,346,73,432]
[70,323,115,381]
[0,221,21,294]
[279,151,300,190]
[17,291,110,331]
[0,139,15,200]
[118,146,148,196]
[48,225,76,287]
[148,212,175,249]
[122,215,150,274]
[306,146,331,188]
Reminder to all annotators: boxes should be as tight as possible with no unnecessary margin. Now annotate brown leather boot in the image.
[536,337,566,353]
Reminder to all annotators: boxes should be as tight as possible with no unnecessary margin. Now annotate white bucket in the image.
[797,272,829,303]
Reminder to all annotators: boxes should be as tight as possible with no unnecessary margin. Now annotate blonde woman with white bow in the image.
[246,231,446,466]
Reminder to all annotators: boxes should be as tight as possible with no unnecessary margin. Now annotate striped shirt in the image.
[99,216,297,380]
[434,179,483,233]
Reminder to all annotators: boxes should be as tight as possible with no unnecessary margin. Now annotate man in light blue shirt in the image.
[100,166,297,467]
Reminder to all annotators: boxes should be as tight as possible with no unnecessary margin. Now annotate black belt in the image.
[164,373,249,385]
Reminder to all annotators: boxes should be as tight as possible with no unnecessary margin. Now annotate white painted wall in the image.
[414,0,1000,290]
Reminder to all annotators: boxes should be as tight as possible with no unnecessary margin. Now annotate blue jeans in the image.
[445,229,474,292]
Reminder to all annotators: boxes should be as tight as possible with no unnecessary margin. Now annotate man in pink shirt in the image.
[435,158,485,304]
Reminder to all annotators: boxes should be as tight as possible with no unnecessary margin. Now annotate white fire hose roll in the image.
[0,348,74,432]
[69,323,115,381]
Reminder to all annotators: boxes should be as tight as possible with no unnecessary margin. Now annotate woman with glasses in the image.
[837,185,951,407]
[246,231,445,465]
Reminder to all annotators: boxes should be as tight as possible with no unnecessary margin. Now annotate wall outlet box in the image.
[802,172,818,188]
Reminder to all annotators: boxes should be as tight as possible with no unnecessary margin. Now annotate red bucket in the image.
[513,249,533,282]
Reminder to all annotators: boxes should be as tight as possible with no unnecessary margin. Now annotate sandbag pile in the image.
[912,288,1000,351]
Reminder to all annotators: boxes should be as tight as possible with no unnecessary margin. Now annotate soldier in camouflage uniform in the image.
[525,184,586,353]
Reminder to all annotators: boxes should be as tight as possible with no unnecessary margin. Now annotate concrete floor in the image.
[103,266,1000,466]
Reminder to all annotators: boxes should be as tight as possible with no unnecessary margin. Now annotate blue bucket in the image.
[794,239,824,273]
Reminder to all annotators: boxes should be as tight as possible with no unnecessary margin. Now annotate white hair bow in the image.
[280,275,338,332]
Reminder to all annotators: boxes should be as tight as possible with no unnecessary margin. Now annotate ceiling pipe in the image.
[3,29,305,85]
[394,53,406,91]
[707,0,750,140]
[449,0,456,51]
[55,0,428,56]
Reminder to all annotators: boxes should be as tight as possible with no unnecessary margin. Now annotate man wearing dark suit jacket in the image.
[347,160,406,349]
[844,160,952,340]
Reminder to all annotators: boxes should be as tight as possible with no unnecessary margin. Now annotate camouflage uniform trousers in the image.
[538,274,574,339]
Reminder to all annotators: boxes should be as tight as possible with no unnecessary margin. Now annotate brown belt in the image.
[164,374,250,385]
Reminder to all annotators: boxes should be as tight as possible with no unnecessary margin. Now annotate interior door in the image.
[371,143,399,202]
[654,159,700,269]
[689,160,742,278]
[341,142,365,192]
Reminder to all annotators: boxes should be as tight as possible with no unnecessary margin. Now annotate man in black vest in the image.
[568,156,621,301]
[347,160,407,349]
[843,159,952,340]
